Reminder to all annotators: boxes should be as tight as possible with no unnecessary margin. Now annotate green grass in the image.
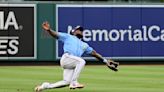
[0,65,164,92]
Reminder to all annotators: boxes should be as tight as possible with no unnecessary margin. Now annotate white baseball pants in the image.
[44,53,86,89]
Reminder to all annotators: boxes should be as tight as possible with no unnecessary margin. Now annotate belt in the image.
[64,52,72,55]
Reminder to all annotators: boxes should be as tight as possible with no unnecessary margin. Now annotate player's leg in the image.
[61,54,84,82]
[35,53,86,91]
[64,54,86,89]
[46,69,74,88]
[60,53,86,88]
[35,54,74,92]
[35,69,74,92]
[35,81,69,92]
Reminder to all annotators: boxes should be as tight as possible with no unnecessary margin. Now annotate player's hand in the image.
[106,59,119,72]
[42,21,51,31]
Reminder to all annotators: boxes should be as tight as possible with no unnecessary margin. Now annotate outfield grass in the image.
[0,65,164,92]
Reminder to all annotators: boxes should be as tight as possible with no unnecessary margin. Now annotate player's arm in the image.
[90,50,107,63]
[90,50,119,72]
[42,21,58,38]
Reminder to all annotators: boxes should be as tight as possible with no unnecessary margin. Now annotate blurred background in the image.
[0,0,164,2]
[0,1,163,92]
[0,0,164,65]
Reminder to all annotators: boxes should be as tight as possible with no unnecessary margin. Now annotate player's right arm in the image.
[42,21,68,42]
[42,21,58,38]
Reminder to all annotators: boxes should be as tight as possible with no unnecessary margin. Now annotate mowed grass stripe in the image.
[0,65,163,92]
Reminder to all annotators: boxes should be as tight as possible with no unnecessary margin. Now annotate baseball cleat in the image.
[69,83,85,89]
[34,85,43,92]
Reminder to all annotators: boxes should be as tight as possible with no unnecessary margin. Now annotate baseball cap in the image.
[71,26,84,33]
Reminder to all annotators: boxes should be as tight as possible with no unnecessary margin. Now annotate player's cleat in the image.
[34,82,49,92]
[69,83,85,89]
[34,85,43,92]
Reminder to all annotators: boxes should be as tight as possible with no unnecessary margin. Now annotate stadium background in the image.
[0,0,164,65]
[0,1,164,92]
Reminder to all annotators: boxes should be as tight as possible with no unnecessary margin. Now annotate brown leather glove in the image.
[106,60,119,72]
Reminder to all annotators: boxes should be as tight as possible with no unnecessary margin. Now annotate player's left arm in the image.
[90,50,106,63]
[90,50,119,72]
[85,45,119,71]
[85,45,107,62]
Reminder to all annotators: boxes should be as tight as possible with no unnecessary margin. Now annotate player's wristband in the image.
[47,29,54,32]
[103,59,108,63]
[47,29,51,32]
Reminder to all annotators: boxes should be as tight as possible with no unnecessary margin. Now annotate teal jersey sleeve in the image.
[85,44,94,54]
[57,32,69,42]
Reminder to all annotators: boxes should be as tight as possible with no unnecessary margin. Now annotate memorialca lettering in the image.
[68,25,164,42]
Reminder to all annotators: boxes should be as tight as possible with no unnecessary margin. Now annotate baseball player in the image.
[35,21,119,92]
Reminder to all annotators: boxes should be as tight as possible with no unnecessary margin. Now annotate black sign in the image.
[0,4,36,59]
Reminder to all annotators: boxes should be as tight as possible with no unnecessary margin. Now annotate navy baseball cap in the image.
[71,26,84,33]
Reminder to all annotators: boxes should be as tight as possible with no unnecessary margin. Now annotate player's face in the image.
[74,30,83,39]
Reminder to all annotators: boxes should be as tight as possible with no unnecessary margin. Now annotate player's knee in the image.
[80,60,86,66]
[64,80,71,84]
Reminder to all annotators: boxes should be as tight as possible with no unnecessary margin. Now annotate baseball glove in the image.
[106,60,119,72]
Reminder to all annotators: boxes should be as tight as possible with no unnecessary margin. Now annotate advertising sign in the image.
[0,4,36,59]
[57,5,164,59]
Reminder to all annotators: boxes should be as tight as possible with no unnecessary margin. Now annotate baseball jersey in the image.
[57,32,93,57]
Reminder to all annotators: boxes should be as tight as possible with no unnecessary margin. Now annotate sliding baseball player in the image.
[35,21,119,92]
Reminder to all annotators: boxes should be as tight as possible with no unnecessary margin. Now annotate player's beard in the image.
[76,34,83,39]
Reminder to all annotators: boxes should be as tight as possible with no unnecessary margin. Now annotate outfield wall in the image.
[0,2,164,62]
